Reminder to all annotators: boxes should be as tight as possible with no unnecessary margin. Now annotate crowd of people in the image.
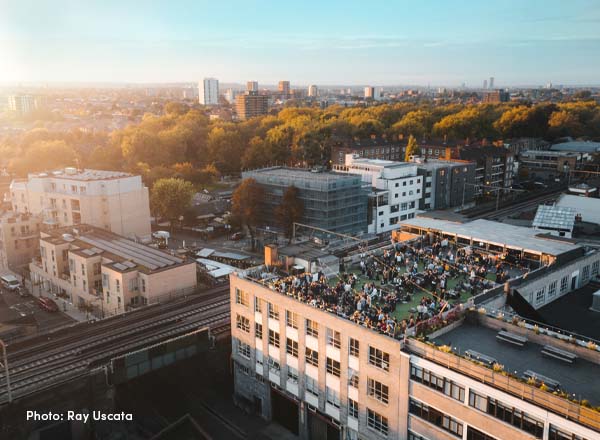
[270,237,513,339]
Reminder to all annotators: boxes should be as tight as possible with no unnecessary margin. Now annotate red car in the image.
[38,297,59,312]
[230,232,245,241]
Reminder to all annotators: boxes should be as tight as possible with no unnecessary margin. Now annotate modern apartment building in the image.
[482,90,509,103]
[29,225,196,316]
[0,211,41,272]
[308,85,318,98]
[230,271,600,440]
[242,167,368,235]
[458,146,515,195]
[412,158,477,210]
[236,91,269,120]
[199,78,219,105]
[334,156,422,233]
[10,168,151,239]
[247,81,259,92]
[7,94,37,115]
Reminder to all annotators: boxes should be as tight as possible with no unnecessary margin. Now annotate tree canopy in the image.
[231,178,265,249]
[150,178,195,227]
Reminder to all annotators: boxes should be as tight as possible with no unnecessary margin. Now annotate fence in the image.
[404,338,600,433]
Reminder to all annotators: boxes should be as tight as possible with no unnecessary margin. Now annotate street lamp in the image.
[0,339,12,403]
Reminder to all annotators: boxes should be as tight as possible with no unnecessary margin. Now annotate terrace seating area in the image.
[496,330,528,347]
[261,237,517,340]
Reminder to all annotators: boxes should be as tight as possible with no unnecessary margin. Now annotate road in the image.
[0,285,231,405]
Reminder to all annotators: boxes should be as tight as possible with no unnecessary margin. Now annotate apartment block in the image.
[0,211,41,272]
[334,155,422,233]
[29,225,196,316]
[230,273,600,440]
[236,91,268,120]
[412,158,477,210]
[10,168,151,239]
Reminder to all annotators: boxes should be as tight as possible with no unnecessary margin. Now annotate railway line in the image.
[0,286,232,405]
[465,191,561,220]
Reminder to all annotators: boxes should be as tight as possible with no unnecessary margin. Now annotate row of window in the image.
[410,365,465,402]
[409,398,463,438]
[469,390,544,438]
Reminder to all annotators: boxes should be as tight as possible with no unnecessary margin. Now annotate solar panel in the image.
[533,205,576,230]
[122,261,136,268]
[113,263,128,271]
[82,249,95,256]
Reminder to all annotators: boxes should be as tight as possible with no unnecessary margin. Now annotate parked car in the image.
[38,297,59,312]
[230,232,245,241]
[0,274,21,291]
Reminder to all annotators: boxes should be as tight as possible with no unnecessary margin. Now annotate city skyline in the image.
[2,0,600,86]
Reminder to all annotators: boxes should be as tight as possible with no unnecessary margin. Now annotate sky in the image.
[1,0,600,86]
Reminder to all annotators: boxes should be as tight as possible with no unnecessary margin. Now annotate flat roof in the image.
[532,205,576,231]
[433,321,600,405]
[556,194,600,225]
[400,217,579,256]
[243,166,356,182]
[28,168,133,181]
[41,225,185,273]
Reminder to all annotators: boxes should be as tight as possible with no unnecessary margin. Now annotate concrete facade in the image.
[0,211,41,272]
[230,273,600,440]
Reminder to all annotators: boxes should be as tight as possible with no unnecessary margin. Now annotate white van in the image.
[0,274,21,291]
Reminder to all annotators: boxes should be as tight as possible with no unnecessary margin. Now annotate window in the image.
[367,408,389,436]
[235,288,249,306]
[268,303,279,320]
[81,263,86,276]
[582,265,590,282]
[409,399,462,438]
[348,399,359,419]
[411,365,465,402]
[408,432,428,440]
[306,375,319,396]
[255,323,263,339]
[238,341,251,359]
[254,297,262,313]
[286,310,298,329]
[368,346,389,371]
[326,387,340,408]
[287,366,298,383]
[326,328,341,348]
[467,426,497,440]
[93,262,101,275]
[305,348,319,366]
[326,358,341,377]
[468,391,544,438]
[560,275,569,293]
[535,287,545,305]
[116,280,120,293]
[549,425,589,440]
[367,378,389,404]
[548,280,557,298]
[268,357,280,375]
[268,330,280,348]
[236,315,250,333]
[348,368,359,388]
[286,338,298,357]
[592,260,599,277]
[306,319,318,337]
[349,338,360,357]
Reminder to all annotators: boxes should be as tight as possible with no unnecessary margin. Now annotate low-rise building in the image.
[29,225,197,317]
[334,156,422,233]
[519,150,588,180]
[458,146,515,195]
[10,168,151,239]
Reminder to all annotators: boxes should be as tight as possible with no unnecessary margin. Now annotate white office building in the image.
[199,78,219,105]
[334,155,422,234]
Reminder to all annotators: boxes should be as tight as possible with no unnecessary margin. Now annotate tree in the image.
[276,186,304,242]
[150,178,195,230]
[404,135,419,161]
[231,178,265,250]
[10,140,78,175]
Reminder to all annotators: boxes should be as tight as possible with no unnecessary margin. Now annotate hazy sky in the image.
[2,0,600,86]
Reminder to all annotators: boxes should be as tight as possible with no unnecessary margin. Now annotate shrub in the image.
[439,345,452,353]
[492,363,504,373]
[587,341,597,351]
[540,383,549,392]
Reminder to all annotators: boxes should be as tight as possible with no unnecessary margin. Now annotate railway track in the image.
[0,287,232,404]
[466,191,560,220]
